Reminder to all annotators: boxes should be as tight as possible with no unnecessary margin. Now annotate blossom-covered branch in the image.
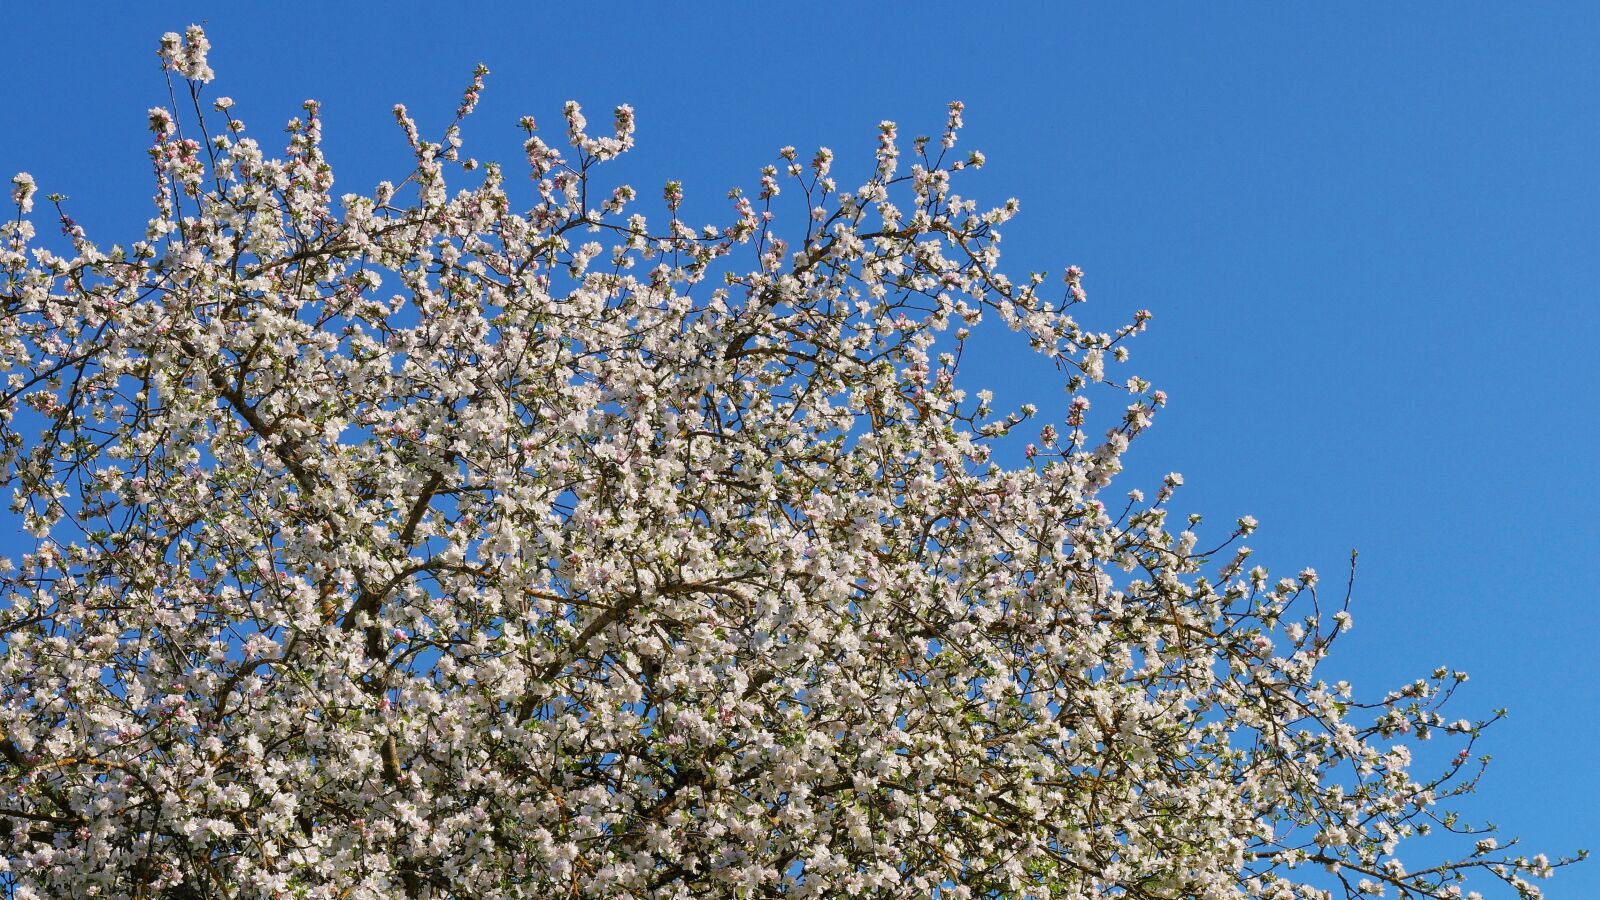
[0,26,1581,900]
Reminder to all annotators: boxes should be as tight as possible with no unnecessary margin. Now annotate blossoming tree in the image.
[0,26,1580,900]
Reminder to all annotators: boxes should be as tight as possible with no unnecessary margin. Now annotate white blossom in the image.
[0,28,1577,900]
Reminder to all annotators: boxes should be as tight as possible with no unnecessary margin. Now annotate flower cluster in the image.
[0,26,1579,900]
[157,25,214,83]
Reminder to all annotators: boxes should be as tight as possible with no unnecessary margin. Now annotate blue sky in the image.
[3,1,1595,889]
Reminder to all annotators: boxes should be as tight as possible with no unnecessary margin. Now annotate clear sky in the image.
[3,1,1595,890]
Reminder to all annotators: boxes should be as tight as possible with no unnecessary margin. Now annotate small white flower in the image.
[9,172,35,213]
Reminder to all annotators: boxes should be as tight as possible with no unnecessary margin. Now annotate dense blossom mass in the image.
[0,26,1579,900]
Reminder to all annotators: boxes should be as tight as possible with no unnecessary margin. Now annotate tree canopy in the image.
[0,26,1579,900]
